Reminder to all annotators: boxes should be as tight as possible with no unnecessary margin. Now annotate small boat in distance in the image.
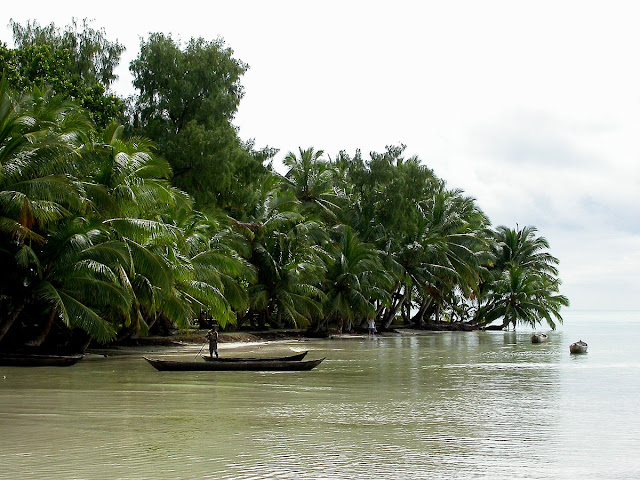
[0,352,84,367]
[201,351,308,362]
[144,356,324,372]
[531,333,549,344]
[570,340,588,354]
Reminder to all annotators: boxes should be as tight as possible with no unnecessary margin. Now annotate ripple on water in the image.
[2,319,640,479]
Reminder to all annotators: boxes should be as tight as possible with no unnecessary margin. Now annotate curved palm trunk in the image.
[383,295,406,329]
[25,308,57,347]
[411,299,431,326]
[0,304,25,343]
[77,334,93,353]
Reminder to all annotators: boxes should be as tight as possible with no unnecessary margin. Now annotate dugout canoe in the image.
[144,356,323,371]
[0,352,83,367]
[570,340,588,354]
[531,333,549,344]
[201,351,308,362]
[144,356,324,371]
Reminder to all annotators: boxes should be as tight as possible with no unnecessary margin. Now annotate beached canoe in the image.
[144,356,324,372]
[531,333,549,344]
[201,351,308,362]
[570,340,588,354]
[0,352,83,367]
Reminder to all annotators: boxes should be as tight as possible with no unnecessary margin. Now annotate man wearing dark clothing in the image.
[206,325,218,358]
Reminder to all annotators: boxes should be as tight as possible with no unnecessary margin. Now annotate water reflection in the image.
[2,316,640,479]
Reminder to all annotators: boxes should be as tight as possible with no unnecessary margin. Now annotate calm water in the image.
[1,311,639,479]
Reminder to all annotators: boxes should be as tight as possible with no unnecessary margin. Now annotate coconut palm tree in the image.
[481,265,569,330]
[416,188,489,322]
[474,225,569,329]
[382,187,489,327]
[0,81,129,346]
[281,147,343,222]
[321,225,391,333]
[238,189,326,329]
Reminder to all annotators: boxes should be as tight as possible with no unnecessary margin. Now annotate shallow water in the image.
[1,311,639,479]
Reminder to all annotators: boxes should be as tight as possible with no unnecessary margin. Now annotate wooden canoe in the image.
[570,340,588,354]
[531,333,549,344]
[144,356,324,372]
[201,351,308,362]
[0,353,83,367]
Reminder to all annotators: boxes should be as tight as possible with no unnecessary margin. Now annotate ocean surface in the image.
[1,310,639,479]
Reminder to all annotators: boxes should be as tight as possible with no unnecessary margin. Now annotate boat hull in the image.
[570,342,588,354]
[201,351,308,362]
[0,353,83,367]
[144,356,324,371]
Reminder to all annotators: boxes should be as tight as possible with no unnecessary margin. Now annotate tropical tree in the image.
[84,123,251,334]
[0,80,128,346]
[173,209,257,327]
[411,188,489,323]
[10,18,124,88]
[129,33,271,213]
[4,18,125,127]
[321,225,391,333]
[236,190,326,329]
[281,147,343,222]
[480,265,568,330]
[474,225,569,329]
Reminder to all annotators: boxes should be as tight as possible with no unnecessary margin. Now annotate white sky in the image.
[3,1,639,311]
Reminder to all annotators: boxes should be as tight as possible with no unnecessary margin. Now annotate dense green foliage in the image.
[0,20,568,353]
[129,33,272,214]
[1,19,125,128]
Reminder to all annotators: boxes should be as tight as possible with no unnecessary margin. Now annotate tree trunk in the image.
[26,308,57,347]
[0,304,25,343]
[383,295,406,329]
[78,335,93,353]
[411,300,431,326]
[402,290,412,324]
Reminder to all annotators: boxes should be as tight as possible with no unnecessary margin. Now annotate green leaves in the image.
[476,225,569,329]
[129,33,271,213]
[0,79,257,346]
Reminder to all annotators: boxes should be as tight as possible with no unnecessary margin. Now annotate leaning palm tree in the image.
[238,190,326,329]
[174,209,257,327]
[474,225,569,329]
[481,265,569,330]
[393,187,489,326]
[0,80,129,345]
[29,218,132,346]
[322,225,391,333]
[84,121,191,218]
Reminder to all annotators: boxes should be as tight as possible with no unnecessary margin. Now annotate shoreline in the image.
[85,327,462,358]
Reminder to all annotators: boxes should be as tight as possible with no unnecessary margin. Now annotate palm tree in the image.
[481,265,569,330]
[321,225,391,333]
[474,225,569,329]
[174,209,257,328]
[281,147,343,222]
[238,189,326,329]
[382,187,489,327]
[415,188,489,323]
[491,225,559,276]
[0,81,129,346]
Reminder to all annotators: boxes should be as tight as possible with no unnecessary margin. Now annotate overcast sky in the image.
[3,1,639,312]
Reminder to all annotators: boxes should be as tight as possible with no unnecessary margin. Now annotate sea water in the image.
[1,310,638,479]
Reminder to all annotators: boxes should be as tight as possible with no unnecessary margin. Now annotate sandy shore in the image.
[85,328,427,358]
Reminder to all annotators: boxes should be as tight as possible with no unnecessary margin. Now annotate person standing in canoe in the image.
[206,324,219,358]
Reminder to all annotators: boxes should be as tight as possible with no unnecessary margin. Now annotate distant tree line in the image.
[0,19,568,352]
